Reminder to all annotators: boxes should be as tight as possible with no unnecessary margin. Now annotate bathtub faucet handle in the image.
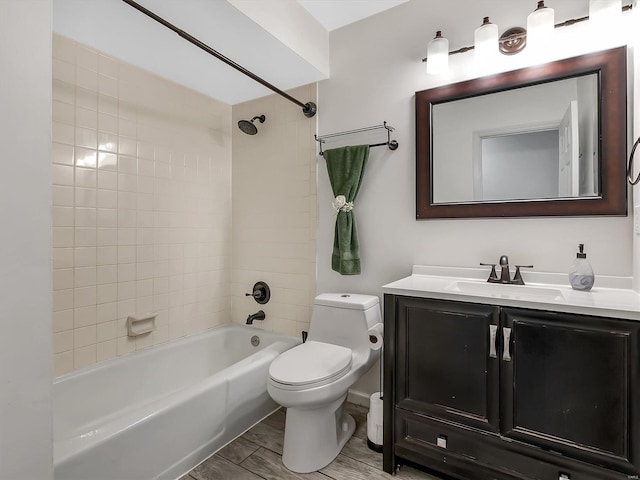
[245,281,271,304]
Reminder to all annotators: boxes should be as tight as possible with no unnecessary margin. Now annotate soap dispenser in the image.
[569,244,595,291]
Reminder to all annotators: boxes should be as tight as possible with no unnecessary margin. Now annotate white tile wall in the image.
[52,35,232,376]
[231,85,318,338]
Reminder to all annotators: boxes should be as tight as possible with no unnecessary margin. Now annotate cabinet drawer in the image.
[395,408,629,480]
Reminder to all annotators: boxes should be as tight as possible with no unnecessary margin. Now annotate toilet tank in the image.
[308,293,381,350]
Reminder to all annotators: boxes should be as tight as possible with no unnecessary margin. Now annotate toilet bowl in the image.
[267,293,382,473]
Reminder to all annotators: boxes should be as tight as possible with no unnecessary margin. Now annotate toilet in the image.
[267,293,382,473]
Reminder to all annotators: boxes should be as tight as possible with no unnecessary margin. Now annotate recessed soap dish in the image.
[127,313,157,337]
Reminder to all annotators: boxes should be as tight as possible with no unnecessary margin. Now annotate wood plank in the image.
[241,447,329,480]
[341,434,383,469]
[345,403,368,417]
[217,436,261,464]
[320,453,394,480]
[319,451,442,480]
[261,408,287,431]
[241,421,285,455]
[189,454,263,480]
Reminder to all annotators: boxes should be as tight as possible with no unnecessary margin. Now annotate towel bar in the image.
[315,121,399,156]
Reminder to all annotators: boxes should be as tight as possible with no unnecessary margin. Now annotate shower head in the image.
[238,115,265,135]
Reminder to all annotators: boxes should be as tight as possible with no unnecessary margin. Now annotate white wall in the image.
[318,0,634,396]
[0,1,54,478]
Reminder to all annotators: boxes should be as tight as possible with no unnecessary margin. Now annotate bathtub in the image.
[53,324,299,480]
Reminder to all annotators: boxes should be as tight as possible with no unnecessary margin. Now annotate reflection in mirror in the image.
[415,47,627,219]
[481,130,560,201]
[432,74,598,204]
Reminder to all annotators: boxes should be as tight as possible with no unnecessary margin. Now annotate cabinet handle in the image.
[489,325,498,358]
[502,327,512,361]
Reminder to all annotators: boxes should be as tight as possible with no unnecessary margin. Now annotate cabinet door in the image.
[396,297,500,433]
[501,308,640,475]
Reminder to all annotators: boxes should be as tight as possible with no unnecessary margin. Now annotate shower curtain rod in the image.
[121,0,317,118]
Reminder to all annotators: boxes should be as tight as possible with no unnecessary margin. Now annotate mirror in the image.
[432,75,599,203]
[416,47,627,219]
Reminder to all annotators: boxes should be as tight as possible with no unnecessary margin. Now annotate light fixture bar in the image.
[421,3,632,63]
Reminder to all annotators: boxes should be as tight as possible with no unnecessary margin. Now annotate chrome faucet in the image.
[481,256,533,285]
[246,310,265,325]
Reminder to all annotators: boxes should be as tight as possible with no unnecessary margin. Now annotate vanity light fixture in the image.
[474,17,499,62]
[422,0,632,75]
[526,1,555,52]
[426,31,449,75]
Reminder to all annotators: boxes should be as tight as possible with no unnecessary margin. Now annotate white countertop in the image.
[382,265,640,321]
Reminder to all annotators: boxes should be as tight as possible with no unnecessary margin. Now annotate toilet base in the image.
[281,394,355,473]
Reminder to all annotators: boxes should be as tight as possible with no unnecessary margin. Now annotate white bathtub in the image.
[53,324,299,480]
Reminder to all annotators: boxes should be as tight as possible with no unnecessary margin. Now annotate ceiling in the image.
[297,0,409,31]
[53,0,408,105]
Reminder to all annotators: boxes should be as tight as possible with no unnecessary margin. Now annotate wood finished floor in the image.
[180,403,443,480]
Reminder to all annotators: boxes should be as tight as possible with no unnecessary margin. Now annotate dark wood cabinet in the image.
[384,295,640,480]
[395,297,500,434]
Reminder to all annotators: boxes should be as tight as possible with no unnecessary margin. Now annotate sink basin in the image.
[450,281,565,301]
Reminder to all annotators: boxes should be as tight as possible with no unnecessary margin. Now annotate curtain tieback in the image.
[332,195,354,213]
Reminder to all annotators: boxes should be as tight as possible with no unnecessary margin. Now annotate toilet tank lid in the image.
[314,293,379,310]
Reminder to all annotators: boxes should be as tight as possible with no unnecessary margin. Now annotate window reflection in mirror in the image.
[432,74,599,204]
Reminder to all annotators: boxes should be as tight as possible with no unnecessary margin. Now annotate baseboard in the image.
[347,389,372,407]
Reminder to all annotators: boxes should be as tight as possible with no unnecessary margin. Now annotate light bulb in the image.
[426,31,449,75]
[474,17,499,63]
[527,0,555,53]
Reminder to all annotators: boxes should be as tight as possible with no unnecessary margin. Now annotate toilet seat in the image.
[269,341,352,389]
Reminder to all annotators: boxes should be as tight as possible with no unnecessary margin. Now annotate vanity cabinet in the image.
[384,294,640,480]
[394,297,500,434]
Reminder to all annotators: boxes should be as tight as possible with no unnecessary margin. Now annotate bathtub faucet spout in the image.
[246,310,266,325]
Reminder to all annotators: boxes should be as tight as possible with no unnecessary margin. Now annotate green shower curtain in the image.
[324,145,369,275]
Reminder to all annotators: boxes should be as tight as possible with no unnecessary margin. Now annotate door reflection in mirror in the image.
[432,74,598,205]
[479,130,559,201]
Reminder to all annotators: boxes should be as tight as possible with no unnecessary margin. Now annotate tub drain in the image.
[251,335,260,347]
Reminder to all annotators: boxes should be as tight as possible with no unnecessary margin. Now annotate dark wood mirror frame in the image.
[416,47,627,219]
